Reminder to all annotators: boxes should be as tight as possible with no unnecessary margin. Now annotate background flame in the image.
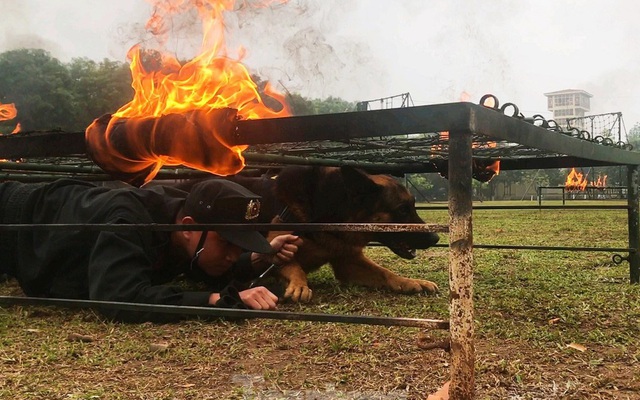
[0,102,20,134]
[565,168,607,191]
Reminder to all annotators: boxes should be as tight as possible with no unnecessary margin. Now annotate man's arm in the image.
[88,228,212,322]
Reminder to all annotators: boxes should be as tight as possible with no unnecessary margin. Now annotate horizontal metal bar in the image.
[0,160,103,173]
[418,205,629,210]
[234,103,472,145]
[243,152,428,172]
[0,296,449,329]
[499,156,624,171]
[0,131,85,159]
[0,222,449,233]
[0,173,112,182]
[428,243,633,252]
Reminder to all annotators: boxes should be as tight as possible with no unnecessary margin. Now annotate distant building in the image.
[544,89,592,130]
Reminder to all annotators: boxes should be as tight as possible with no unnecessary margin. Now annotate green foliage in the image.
[284,93,356,116]
[67,57,133,129]
[307,96,356,115]
[0,49,133,132]
[629,122,640,150]
[0,49,75,131]
[404,173,434,201]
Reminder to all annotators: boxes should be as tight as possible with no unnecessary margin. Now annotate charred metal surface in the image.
[235,103,473,144]
[627,166,640,283]
[0,296,450,329]
[499,156,619,171]
[447,130,475,400]
[0,131,85,158]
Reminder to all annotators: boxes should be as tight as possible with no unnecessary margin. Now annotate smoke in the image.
[0,0,63,57]
[225,0,387,101]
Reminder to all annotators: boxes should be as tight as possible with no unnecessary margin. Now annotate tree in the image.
[285,92,314,116]
[0,49,75,131]
[628,123,640,150]
[67,58,133,130]
[309,96,356,115]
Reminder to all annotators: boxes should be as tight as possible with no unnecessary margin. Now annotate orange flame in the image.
[86,0,290,185]
[431,129,501,182]
[0,102,20,134]
[592,174,607,188]
[565,168,607,191]
[565,168,587,191]
[430,92,501,180]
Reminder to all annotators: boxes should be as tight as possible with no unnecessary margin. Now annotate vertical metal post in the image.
[448,129,475,399]
[627,165,640,283]
[537,187,541,207]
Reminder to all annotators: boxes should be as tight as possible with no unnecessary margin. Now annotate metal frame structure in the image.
[2,101,640,399]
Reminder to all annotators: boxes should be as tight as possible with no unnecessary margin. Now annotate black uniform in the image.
[0,179,255,322]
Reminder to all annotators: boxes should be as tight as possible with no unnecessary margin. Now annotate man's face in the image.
[190,231,243,276]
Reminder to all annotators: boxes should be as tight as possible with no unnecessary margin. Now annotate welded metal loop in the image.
[618,141,633,150]
[479,94,499,109]
[499,102,520,118]
[530,114,549,129]
[476,94,629,149]
[579,130,591,140]
[612,254,628,264]
[546,119,563,132]
[567,128,591,141]
[567,127,581,137]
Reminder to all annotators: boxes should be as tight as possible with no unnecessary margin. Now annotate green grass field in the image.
[1,200,639,399]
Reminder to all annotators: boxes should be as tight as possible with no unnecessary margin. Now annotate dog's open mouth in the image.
[388,243,418,259]
[374,232,440,260]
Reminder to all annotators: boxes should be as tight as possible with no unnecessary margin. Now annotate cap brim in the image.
[218,230,274,254]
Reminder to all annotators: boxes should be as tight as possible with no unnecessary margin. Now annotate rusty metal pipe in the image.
[448,129,475,399]
[0,296,449,329]
[0,222,449,233]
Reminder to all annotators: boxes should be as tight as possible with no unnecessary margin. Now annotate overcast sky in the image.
[1,0,639,130]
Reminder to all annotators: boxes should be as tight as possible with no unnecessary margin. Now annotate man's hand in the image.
[265,234,303,266]
[238,286,278,310]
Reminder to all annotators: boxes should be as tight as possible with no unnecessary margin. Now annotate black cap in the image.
[183,180,273,254]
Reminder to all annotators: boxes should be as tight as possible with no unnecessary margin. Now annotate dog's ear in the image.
[340,166,382,199]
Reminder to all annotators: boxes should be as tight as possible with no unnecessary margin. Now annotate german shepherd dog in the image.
[225,166,440,302]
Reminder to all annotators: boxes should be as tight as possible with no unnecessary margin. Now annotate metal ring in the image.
[500,102,520,118]
[479,94,499,109]
[579,130,591,141]
[547,119,561,131]
[612,254,626,264]
[531,114,549,128]
[566,127,580,137]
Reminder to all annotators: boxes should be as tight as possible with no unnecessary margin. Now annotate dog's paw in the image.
[389,278,439,295]
[418,279,439,294]
[284,284,313,302]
